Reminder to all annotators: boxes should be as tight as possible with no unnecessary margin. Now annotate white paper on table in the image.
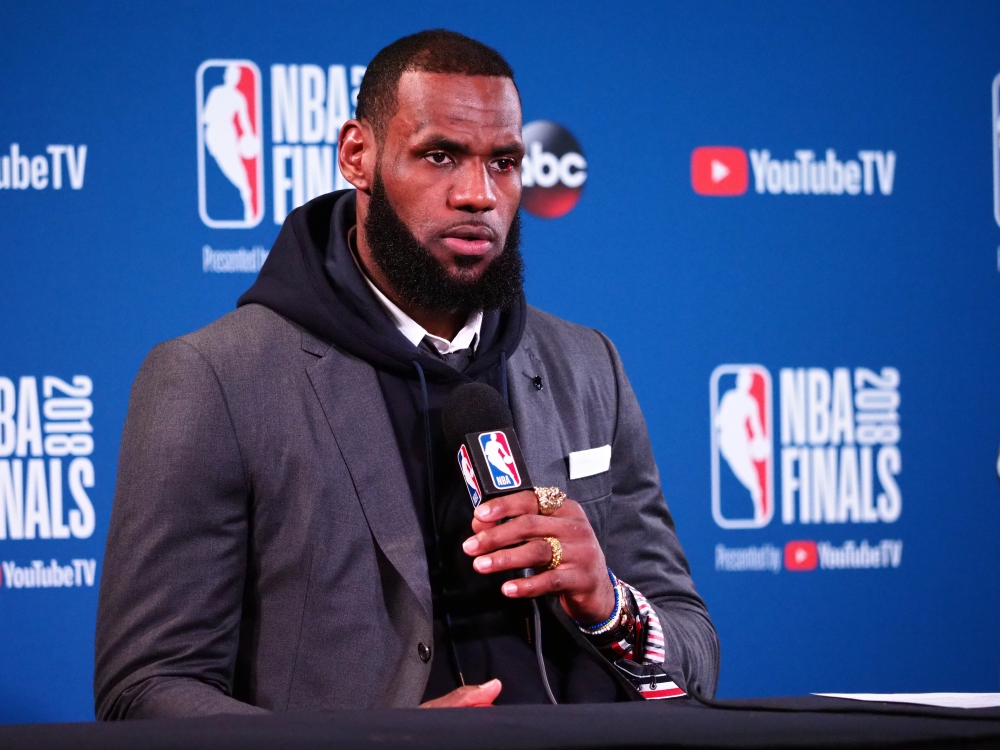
[814,693,1000,709]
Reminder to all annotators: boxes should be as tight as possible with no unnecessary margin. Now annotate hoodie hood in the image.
[238,189,526,383]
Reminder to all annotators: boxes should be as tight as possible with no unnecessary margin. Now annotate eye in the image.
[493,158,517,173]
[425,151,453,166]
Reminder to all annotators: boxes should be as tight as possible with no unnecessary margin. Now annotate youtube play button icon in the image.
[784,540,819,572]
[691,146,749,196]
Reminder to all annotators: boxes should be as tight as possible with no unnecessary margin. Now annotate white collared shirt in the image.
[349,227,483,355]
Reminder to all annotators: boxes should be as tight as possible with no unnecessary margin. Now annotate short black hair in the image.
[355,29,517,141]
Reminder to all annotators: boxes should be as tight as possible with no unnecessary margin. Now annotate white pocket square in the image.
[568,445,611,480]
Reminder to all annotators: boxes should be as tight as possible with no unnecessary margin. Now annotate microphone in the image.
[442,382,533,510]
[441,382,558,705]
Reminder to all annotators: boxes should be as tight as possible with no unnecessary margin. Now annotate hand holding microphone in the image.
[465,490,616,627]
[442,383,616,627]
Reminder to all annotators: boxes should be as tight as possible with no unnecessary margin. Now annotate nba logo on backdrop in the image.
[478,431,521,489]
[710,365,774,529]
[196,60,264,228]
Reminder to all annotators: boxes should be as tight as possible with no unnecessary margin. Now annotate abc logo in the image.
[521,121,587,218]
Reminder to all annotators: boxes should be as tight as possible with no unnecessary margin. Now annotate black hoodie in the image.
[239,190,525,383]
[238,191,598,703]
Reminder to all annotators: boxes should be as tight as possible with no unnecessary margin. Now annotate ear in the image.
[338,119,376,192]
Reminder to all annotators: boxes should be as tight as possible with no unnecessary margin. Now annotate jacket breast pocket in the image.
[566,470,611,504]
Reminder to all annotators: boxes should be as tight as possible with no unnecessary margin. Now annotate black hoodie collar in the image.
[238,190,525,383]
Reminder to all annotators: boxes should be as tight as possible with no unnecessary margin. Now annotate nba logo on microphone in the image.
[458,445,484,507]
[710,365,774,529]
[478,431,522,490]
[196,60,264,228]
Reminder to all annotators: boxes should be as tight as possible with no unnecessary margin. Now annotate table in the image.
[3,696,1000,749]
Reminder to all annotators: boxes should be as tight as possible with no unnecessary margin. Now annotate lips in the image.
[441,225,497,256]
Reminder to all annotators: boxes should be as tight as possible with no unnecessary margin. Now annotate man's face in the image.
[374,71,524,286]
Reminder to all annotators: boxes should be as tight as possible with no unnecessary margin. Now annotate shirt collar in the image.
[348,226,483,355]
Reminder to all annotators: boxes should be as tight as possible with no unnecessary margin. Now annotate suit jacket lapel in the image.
[508,334,566,487]
[305,341,432,621]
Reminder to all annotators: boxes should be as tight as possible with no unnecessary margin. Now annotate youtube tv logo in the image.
[691,146,748,196]
[784,540,818,571]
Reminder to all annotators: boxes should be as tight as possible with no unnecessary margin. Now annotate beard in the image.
[364,171,524,314]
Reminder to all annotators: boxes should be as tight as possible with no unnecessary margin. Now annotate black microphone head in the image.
[442,382,514,453]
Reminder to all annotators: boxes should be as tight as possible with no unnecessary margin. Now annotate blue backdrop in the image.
[2,0,999,724]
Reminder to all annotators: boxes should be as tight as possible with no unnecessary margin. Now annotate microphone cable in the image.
[526,574,558,705]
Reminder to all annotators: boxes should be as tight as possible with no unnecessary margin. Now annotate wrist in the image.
[572,568,622,633]
[575,570,644,652]
[588,585,640,649]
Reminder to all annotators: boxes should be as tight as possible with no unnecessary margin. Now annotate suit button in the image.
[418,642,431,663]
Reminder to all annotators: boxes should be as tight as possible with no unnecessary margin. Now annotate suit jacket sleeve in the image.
[593,332,721,699]
[94,339,268,719]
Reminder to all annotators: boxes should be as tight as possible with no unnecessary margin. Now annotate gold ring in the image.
[535,486,567,516]
[544,536,563,570]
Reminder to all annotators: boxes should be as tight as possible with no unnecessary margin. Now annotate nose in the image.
[449,161,497,213]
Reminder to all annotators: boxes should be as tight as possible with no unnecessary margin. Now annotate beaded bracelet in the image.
[573,568,622,634]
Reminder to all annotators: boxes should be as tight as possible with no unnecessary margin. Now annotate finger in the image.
[463,513,571,556]
[470,516,500,534]
[473,490,539,524]
[472,538,554,574]
[500,568,583,599]
[471,498,584,533]
[419,679,502,708]
[550,497,587,520]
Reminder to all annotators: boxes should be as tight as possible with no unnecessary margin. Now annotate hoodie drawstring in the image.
[413,359,465,687]
[412,361,440,558]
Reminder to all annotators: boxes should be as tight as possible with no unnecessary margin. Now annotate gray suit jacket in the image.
[94,303,718,719]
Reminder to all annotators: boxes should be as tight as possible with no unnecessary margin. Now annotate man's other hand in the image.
[419,679,502,708]
[463,490,616,626]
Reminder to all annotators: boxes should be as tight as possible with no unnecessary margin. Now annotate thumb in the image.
[451,679,503,707]
[470,678,503,704]
[420,679,503,708]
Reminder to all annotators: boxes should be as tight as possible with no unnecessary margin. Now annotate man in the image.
[95,30,718,718]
